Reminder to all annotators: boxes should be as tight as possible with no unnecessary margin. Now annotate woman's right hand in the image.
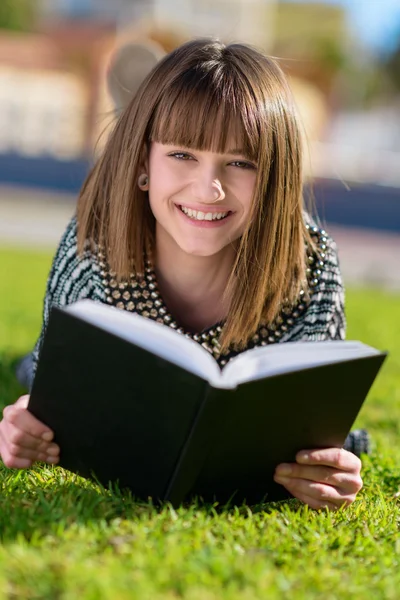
[0,395,60,469]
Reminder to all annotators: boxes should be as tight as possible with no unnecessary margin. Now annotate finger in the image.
[0,436,59,468]
[274,473,337,509]
[0,420,60,467]
[2,421,59,454]
[5,444,53,462]
[3,420,49,451]
[1,452,58,469]
[296,448,362,473]
[14,395,30,409]
[292,491,338,512]
[275,463,363,493]
[3,403,54,441]
[273,475,356,507]
[2,436,59,462]
[0,426,33,469]
[1,452,33,469]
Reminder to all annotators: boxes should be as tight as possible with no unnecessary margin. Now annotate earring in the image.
[138,174,149,189]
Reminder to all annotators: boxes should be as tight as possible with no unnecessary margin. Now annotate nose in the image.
[191,169,226,204]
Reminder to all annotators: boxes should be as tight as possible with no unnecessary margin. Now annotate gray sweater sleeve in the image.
[280,233,346,343]
[31,216,105,384]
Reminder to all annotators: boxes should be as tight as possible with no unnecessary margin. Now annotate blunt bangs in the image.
[148,65,261,162]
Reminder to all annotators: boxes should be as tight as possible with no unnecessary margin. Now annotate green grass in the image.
[0,245,399,600]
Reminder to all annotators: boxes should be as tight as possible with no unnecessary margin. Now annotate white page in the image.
[221,340,381,388]
[66,300,220,382]
[65,301,380,390]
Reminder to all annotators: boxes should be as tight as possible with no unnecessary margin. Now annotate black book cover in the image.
[28,307,387,506]
[169,355,386,505]
[29,308,209,500]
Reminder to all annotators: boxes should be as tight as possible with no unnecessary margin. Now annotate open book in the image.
[29,300,387,505]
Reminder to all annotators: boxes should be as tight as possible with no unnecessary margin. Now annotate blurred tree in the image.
[273,2,350,99]
[0,0,37,32]
[312,36,346,72]
[384,37,400,93]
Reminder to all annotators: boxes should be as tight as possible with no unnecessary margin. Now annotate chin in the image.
[178,242,226,258]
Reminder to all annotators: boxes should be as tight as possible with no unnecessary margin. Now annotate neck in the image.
[154,228,236,332]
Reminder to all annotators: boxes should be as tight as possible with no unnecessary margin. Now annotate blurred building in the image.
[38,0,149,23]
[39,0,277,50]
[0,0,398,192]
[0,1,277,175]
[0,26,112,158]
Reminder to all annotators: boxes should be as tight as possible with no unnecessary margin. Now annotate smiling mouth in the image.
[179,205,232,221]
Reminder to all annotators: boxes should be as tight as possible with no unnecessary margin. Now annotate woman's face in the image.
[146,141,258,258]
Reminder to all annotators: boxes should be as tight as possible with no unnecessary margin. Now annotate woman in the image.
[0,39,363,510]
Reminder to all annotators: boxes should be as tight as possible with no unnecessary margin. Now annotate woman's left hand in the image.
[273,447,363,511]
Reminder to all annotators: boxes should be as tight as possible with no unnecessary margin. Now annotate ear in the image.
[138,173,149,191]
[106,41,165,111]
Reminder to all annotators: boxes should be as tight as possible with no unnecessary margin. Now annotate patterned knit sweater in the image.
[31,215,345,378]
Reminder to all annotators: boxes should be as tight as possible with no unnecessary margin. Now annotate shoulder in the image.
[46,216,105,304]
[279,216,345,342]
[304,217,345,338]
[304,214,343,294]
[48,215,79,272]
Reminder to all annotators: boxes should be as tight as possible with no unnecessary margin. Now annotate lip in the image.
[175,204,234,228]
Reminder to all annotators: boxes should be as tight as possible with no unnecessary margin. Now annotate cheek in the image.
[235,177,256,213]
[148,182,177,221]
[149,163,183,202]
[148,167,170,211]
[148,188,164,219]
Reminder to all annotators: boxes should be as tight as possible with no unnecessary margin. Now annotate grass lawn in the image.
[0,245,399,599]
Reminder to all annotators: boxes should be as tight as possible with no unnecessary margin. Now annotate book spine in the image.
[164,385,230,506]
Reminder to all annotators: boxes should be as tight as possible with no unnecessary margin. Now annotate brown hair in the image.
[77,38,314,351]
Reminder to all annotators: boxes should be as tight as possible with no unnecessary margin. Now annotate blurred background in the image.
[0,0,399,288]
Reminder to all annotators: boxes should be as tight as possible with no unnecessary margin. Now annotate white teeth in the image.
[180,206,229,221]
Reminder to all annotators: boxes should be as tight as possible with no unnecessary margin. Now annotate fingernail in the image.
[299,452,309,462]
[41,431,53,442]
[20,396,30,409]
[276,464,292,476]
[46,456,59,464]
